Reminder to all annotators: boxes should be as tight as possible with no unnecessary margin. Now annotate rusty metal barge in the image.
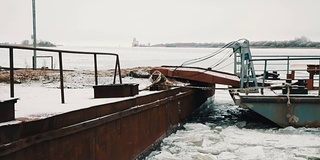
[0,45,239,159]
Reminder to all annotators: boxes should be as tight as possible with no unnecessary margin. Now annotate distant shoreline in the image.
[134,45,320,49]
[148,37,320,49]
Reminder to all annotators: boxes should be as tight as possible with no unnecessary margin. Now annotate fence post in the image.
[94,54,98,85]
[59,52,65,104]
[318,60,320,96]
[113,55,122,84]
[9,47,14,98]
[263,60,267,88]
[117,56,122,84]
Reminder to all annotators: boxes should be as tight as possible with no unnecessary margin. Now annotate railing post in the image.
[287,56,290,74]
[263,60,267,88]
[113,55,122,84]
[9,47,14,98]
[318,60,320,96]
[59,52,65,104]
[94,54,98,85]
[117,56,122,84]
[51,56,54,69]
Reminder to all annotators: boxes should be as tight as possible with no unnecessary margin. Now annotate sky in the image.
[1,0,320,47]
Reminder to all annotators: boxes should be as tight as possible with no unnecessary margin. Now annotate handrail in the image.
[32,56,54,69]
[251,57,320,61]
[0,45,122,104]
[249,55,320,95]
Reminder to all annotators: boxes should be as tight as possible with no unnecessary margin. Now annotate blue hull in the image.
[235,95,320,127]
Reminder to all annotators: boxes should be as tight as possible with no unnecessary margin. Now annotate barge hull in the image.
[0,87,213,160]
[236,95,320,127]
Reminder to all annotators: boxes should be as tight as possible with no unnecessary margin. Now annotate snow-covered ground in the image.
[0,73,151,121]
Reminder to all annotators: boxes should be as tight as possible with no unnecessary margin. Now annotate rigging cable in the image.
[180,41,237,66]
[210,48,234,68]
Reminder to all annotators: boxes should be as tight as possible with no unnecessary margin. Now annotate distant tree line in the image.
[21,39,56,47]
[250,36,320,48]
[152,37,320,48]
[152,42,225,48]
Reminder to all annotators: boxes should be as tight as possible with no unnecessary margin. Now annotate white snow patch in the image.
[0,77,152,121]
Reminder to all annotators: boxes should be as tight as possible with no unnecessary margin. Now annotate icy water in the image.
[145,88,320,160]
[1,46,320,159]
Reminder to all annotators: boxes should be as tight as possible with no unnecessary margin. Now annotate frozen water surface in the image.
[146,89,320,160]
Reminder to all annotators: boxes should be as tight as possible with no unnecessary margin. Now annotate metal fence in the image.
[0,45,122,103]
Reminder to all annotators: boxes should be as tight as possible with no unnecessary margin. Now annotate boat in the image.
[154,39,320,127]
[228,39,320,127]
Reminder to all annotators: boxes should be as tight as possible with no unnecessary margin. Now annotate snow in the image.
[0,75,152,121]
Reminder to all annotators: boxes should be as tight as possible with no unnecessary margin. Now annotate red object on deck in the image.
[151,66,240,87]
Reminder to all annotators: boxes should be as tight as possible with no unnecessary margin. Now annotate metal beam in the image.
[32,0,37,69]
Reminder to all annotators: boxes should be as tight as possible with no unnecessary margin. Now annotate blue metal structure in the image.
[230,40,258,92]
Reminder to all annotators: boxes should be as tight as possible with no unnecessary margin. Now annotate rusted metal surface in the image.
[238,95,320,127]
[93,84,139,98]
[307,65,320,79]
[151,66,240,87]
[0,87,213,159]
[0,98,18,123]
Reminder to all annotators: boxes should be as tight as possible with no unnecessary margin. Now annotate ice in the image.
[184,123,211,131]
[234,146,265,159]
[147,122,320,159]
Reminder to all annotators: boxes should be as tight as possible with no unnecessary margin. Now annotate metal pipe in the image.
[262,60,267,87]
[9,48,14,98]
[33,56,54,69]
[51,56,53,69]
[287,56,289,74]
[318,60,320,96]
[94,54,98,85]
[32,0,37,69]
[0,45,122,103]
[113,57,118,84]
[59,52,65,104]
[117,56,122,84]
[251,57,320,61]
[0,45,118,56]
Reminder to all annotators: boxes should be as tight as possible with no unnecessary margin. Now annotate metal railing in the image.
[250,55,320,95]
[0,45,122,104]
[32,55,54,69]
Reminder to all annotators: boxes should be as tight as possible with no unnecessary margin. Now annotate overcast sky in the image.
[1,0,320,46]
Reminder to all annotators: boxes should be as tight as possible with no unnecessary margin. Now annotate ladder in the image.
[232,40,258,92]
